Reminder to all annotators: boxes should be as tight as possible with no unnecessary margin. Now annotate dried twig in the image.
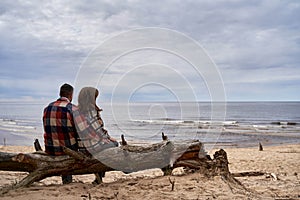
[121,134,127,146]
[258,142,263,151]
[162,132,168,141]
[232,171,265,177]
[34,139,42,151]
[168,177,175,191]
[114,191,119,200]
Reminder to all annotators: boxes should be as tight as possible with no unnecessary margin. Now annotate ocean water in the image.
[0,101,299,149]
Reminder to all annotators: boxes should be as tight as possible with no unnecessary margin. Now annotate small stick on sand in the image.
[258,142,263,151]
[34,139,42,151]
[114,192,119,200]
[168,177,175,191]
[162,132,168,141]
[121,134,127,146]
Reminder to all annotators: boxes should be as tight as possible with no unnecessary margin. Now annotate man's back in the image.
[43,97,78,156]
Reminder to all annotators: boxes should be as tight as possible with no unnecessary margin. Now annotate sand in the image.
[0,143,299,199]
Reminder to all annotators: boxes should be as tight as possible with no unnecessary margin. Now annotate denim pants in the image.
[62,175,72,184]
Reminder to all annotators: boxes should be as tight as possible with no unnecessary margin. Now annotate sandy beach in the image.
[0,143,299,199]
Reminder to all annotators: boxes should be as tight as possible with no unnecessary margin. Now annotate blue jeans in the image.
[62,175,72,184]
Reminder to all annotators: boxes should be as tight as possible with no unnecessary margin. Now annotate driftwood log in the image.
[0,139,232,191]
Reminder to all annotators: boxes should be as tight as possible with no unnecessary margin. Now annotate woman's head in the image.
[78,87,99,113]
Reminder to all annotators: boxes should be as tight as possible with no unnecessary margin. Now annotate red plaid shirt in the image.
[43,97,78,156]
[73,107,112,155]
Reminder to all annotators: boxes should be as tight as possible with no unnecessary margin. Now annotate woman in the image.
[73,87,118,184]
[73,87,118,155]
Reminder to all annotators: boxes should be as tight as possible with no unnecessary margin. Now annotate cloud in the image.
[0,0,299,101]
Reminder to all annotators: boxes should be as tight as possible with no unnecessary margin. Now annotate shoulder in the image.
[46,100,56,107]
[48,99,67,107]
[71,104,79,111]
[71,105,80,116]
[43,101,56,111]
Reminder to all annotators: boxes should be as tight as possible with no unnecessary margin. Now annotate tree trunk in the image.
[0,140,230,190]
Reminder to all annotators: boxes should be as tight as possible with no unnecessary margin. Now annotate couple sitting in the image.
[43,83,118,184]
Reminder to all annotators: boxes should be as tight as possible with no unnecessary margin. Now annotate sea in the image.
[0,101,299,150]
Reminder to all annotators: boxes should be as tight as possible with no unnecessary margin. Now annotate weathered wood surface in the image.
[0,139,231,191]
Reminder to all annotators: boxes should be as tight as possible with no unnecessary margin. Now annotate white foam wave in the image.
[133,119,238,125]
[0,118,36,132]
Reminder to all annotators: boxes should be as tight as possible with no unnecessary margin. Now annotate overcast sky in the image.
[0,0,299,102]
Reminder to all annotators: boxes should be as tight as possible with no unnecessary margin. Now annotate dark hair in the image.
[78,87,99,113]
[59,83,74,97]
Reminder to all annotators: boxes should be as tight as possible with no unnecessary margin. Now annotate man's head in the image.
[59,83,74,102]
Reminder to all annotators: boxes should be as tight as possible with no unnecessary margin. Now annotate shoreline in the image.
[1,139,299,152]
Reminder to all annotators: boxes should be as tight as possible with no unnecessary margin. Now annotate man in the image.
[43,83,78,184]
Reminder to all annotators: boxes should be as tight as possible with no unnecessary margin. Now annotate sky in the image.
[0,0,299,102]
